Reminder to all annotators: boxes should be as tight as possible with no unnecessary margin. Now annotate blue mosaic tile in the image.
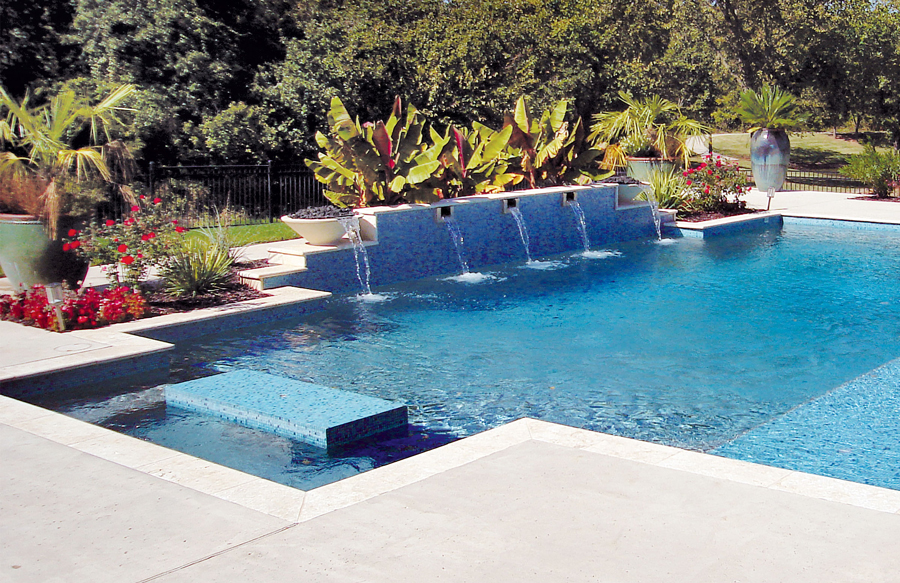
[277,186,656,293]
[783,216,900,232]
[166,370,408,450]
[714,358,900,489]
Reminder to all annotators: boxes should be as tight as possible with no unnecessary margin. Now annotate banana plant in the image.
[305,97,442,207]
[422,122,517,199]
[503,97,610,189]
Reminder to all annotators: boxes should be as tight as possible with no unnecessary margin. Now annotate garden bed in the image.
[144,260,271,316]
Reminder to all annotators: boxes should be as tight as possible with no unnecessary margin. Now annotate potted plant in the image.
[281,205,356,246]
[734,86,802,192]
[589,92,710,182]
[0,84,137,290]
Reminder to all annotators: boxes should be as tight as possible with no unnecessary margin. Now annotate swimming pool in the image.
[28,222,900,490]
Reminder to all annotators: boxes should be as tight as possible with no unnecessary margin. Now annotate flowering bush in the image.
[0,285,149,331]
[681,154,749,213]
[64,194,186,288]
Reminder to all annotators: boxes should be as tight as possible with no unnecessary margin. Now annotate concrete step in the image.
[238,264,308,291]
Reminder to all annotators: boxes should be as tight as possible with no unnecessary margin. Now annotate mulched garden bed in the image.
[676,207,759,223]
[850,195,900,203]
[144,259,271,316]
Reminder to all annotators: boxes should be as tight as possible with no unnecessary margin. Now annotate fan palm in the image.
[0,84,137,237]
[734,86,802,131]
[589,92,710,168]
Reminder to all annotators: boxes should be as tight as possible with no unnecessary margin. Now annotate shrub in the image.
[639,169,687,210]
[161,220,237,297]
[66,194,186,288]
[680,154,749,214]
[841,145,900,197]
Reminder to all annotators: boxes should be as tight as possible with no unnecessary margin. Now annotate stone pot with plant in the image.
[0,84,137,291]
[589,92,710,183]
[281,205,356,246]
[734,86,802,192]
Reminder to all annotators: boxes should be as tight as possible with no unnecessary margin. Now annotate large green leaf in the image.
[328,97,358,141]
[407,160,441,183]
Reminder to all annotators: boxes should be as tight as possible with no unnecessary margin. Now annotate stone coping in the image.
[0,286,330,387]
[672,211,783,232]
[2,395,898,526]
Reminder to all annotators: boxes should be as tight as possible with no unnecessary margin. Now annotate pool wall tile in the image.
[266,185,655,293]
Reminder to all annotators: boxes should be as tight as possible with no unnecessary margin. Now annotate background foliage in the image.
[2,0,899,168]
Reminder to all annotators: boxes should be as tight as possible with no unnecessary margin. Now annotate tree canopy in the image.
[2,0,897,165]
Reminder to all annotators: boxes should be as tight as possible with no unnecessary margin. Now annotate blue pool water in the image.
[29,223,900,490]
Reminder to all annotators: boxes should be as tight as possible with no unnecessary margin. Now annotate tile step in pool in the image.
[166,370,408,451]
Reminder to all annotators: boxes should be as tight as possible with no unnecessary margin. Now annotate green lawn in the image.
[183,221,299,247]
[710,132,869,169]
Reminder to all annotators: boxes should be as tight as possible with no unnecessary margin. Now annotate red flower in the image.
[175,226,186,233]
[708,170,714,175]
[117,244,128,253]
[131,205,140,212]
[113,237,119,242]
[62,243,71,252]
[139,195,145,199]
[699,163,707,169]
[171,219,178,224]
[137,253,144,258]
[124,218,134,226]
[153,197,162,204]
[141,234,150,241]
[68,228,78,237]
[106,219,115,226]
[120,255,135,265]
[686,180,692,186]
[682,171,689,177]
[70,240,81,249]
[704,187,710,194]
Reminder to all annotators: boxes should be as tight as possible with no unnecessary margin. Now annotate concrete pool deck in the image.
[2,189,900,581]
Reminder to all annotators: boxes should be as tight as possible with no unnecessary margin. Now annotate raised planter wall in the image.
[274,184,656,294]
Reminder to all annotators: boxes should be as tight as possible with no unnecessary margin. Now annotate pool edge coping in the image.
[3,395,898,526]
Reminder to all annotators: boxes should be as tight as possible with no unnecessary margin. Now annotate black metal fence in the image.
[147,163,326,227]
[739,168,869,194]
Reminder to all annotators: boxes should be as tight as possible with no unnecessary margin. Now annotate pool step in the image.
[166,370,408,451]
[238,264,308,291]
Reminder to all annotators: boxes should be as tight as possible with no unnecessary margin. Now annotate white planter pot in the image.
[280,215,348,246]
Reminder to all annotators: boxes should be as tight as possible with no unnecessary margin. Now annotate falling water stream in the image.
[568,201,591,252]
[339,216,373,295]
[444,217,470,274]
[508,207,533,262]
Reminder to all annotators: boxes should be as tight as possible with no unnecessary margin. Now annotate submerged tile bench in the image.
[166,370,407,450]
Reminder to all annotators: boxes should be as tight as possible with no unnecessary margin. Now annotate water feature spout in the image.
[508,207,533,263]
[339,216,373,295]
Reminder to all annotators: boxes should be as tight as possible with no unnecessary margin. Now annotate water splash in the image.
[523,260,566,271]
[582,250,622,260]
[508,207,533,263]
[444,272,500,284]
[339,216,373,295]
[568,201,591,252]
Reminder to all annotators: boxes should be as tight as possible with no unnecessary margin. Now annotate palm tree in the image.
[0,84,137,237]
[589,92,710,169]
